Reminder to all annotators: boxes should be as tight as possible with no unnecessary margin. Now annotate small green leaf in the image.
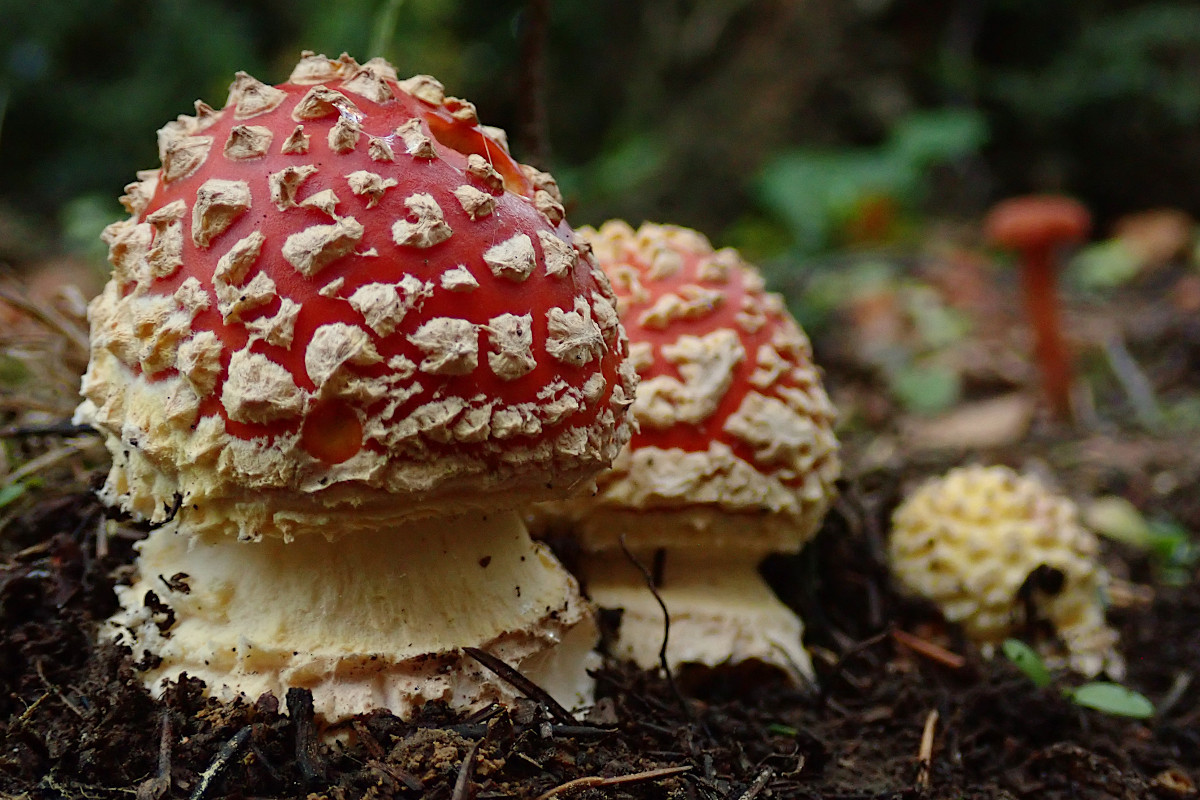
[1066,682,1155,718]
[889,363,961,416]
[1001,638,1052,688]
[0,482,28,509]
[767,723,799,737]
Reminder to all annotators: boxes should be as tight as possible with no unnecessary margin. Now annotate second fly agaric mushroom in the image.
[543,221,841,681]
[76,53,637,721]
[984,195,1091,420]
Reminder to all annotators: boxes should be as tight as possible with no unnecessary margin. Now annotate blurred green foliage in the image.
[757,108,987,253]
[4,0,1200,270]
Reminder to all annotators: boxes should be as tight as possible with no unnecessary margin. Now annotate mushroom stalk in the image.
[582,550,813,681]
[1019,243,1072,420]
[110,510,597,721]
[983,194,1090,422]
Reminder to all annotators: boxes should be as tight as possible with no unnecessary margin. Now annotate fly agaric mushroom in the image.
[889,464,1122,678]
[984,195,1091,420]
[542,221,840,681]
[76,52,637,721]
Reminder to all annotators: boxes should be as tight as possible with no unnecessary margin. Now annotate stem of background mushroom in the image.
[579,549,814,682]
[1019,244,1072,420]
[108,509,597,721]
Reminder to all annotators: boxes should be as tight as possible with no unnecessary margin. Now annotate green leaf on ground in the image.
[1001,638,1052,688]
[1067,682,1155,719]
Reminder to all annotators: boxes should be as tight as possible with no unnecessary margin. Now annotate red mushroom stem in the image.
[1018,241,1072,420]
[984,195,1091,422]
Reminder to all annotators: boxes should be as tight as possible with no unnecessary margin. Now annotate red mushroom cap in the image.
[78,53,636,540]
[983,195,1091,252]
[566,221,840,554]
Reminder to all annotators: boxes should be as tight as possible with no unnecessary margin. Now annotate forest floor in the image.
[0,232,1197,799]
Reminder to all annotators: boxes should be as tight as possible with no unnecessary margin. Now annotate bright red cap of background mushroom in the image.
[983,195,1091,252]
[569,221,840,554]
[77,53,636,540]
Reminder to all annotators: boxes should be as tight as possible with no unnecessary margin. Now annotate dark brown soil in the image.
[0,469,1195,799]
[2,255,1199,798]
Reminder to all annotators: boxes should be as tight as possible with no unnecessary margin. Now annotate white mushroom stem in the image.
[108,510,597,722]
[579,549,814,683]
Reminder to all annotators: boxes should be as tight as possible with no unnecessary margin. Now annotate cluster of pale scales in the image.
[76,52,1123,725]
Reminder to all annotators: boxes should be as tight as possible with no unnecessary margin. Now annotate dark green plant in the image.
[756,108,987,253]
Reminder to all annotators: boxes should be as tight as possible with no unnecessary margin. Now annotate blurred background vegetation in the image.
[3,0,1200,276]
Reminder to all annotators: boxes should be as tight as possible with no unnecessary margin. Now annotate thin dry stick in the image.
[618,534,694,726]
[736,766,775,800]
[188,724,252,800]
[462,646,576,724]
[891,628,966,669]
[0,283,89,355]
[450,739,480,800]
[534,765,692,800]
[136,711,173,800]
[4,443,87,485]
[35,659,83,718]
[0,421,95,439]
[916,708,938,790]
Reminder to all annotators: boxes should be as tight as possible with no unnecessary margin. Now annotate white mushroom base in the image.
[107,510,598,722]
[580,551,814,683]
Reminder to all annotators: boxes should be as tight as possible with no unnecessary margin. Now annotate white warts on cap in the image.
[227,72,288,119]
[485,313,536,381]
[145,201,187,280]
[269,165,319,210]
[224,125,274,160]
[440,265,478,292]
[348,275,434,337]
[305,322,383,388]
[346,171,398,208]
[453,185,495,220]
[546,298,606,367]
[221,348,306,424]
[484,234,536,282]
[392,193,452,248]
[282,217,365,277]
[537,231,577,278]
[328,116,361,153]
[409,317,479,375]
[396,119,436,159]
[291,86,362,121]
[192,179,251,248]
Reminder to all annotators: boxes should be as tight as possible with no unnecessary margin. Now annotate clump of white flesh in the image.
[108,510,597,721]
[580,550,813,683]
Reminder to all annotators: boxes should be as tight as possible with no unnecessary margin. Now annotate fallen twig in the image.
[916,709,938,790]
[35,659,84,718]
[136,711,173,800]
[736,766,775,800]
[534,765,692,800]
[287,687,324,785]
[0,421,96,440]
[462,646,576,725]
[3,442,88,485]
[0,282,90,355]
[891,629,966,670]
[450,739,481,800]
[188,724,251,800]
[618,534,696,728]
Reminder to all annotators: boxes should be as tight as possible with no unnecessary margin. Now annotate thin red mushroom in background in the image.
[984,195,1091,420]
